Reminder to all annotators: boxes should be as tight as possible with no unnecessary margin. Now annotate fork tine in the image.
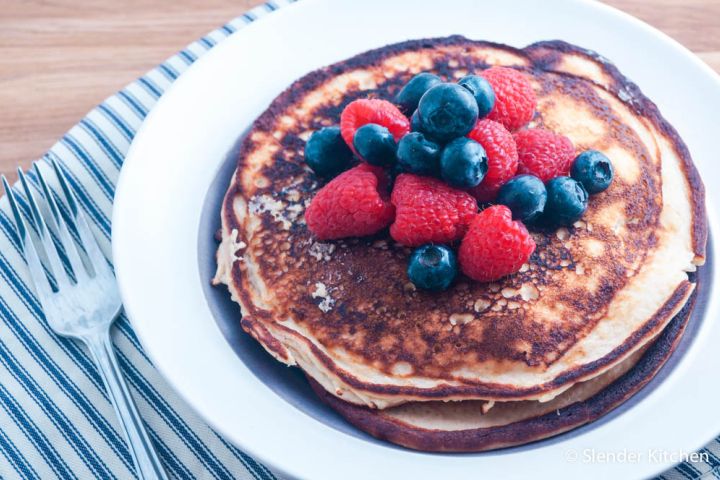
[33,163,89,282]
[49,158,110,277]
[2,176,54,304]
[17,169,71,289]
[2,176,27,244]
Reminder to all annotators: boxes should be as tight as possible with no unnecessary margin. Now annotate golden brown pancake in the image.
[308,287,696,451]
[213,37,706,416]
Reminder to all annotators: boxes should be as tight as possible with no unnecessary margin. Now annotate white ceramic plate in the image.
[113,0,720,478]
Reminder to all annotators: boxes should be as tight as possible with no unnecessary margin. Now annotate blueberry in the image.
[353,123,397,166]
[410,110,443,144]
[407,244,458,291]
[458,75,496,118]
[411,110,423,132]
[544,176,589,226]
[417,83,479,142]
[497,175,547,222]
[440,137,488,188]
[395,73,443,114]
[304,126,354,177]
[396,132,441,176]
[570,150,614,194]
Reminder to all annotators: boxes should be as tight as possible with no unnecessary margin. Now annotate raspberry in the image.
[390,174,477,247]
[459,205,536,282]
[340,99,410,153]
[305,164,394,240]
[481,66,536,131]
[514,128,575,182]
[467,119,518,202]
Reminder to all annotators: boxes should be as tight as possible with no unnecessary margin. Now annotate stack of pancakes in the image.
[214,36,707,451]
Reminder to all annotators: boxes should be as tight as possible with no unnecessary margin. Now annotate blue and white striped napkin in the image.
[0,0,718,478]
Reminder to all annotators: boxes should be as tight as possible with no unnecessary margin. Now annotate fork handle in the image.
[84,330,168,480]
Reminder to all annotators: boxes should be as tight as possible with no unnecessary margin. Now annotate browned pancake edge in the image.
[308,285,698,452]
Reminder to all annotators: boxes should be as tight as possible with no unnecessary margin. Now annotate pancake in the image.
[213,37,706,411]
[309,286,696,451]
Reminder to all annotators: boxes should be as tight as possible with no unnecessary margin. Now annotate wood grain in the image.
[1,0,719,183]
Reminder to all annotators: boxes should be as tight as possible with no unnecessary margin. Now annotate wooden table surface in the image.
[2,0,719,183]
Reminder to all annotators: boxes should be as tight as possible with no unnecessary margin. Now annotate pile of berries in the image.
[303,66,614,290]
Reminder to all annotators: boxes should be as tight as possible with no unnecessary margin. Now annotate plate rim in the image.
[112,0,720,478]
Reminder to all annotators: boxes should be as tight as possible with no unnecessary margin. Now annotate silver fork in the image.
[2,159,168,480]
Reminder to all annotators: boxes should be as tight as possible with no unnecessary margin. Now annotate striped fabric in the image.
[0,0,716,478]
[0,3,292,479]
